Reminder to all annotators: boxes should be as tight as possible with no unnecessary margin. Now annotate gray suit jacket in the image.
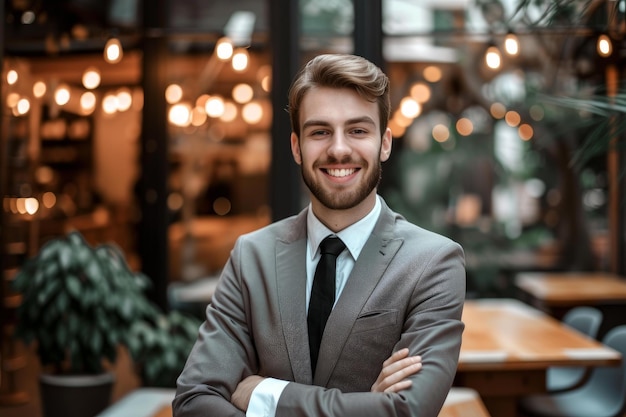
[173,199,465,417]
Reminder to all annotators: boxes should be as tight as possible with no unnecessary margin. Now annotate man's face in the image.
[291,86,392,212]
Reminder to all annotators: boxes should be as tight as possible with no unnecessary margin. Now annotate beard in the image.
[301,155,382,210]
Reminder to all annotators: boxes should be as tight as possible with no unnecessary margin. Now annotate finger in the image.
[382,348,410,367]
[381,361,422,385]
[384,379,413,393]
[372,361,422,392]
[380,356,422,379]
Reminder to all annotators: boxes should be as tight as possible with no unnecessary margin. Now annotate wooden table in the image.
[455,298,621,417]
[515,271,626,336]
[438,387,491,417]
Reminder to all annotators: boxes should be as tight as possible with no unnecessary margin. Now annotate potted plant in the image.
[11,230,160,417]
[127,309,202,388]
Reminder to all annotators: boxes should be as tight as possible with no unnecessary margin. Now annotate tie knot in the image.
[319,236,346,257]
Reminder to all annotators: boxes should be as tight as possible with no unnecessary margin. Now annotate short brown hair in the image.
[288,54,390,137]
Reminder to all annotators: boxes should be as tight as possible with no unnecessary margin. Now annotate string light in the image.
[104,37,123,64]
[597,34,612,57]
[232,48,249,72]
[485,45,502,70]
[216,37,234,60]
[82,67,101,89]
[504,32,519,56]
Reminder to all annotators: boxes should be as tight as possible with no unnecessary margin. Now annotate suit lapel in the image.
[276,213,313,384]
[314,204,403,386]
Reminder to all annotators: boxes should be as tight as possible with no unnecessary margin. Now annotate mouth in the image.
[325,168,357,178]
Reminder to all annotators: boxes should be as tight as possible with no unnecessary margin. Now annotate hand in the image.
[371,348,422,393]
[231,375,265,411]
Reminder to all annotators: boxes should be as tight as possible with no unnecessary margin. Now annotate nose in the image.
[327,131,352,158]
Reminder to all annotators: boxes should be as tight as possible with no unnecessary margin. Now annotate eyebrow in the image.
[302,116,377,130]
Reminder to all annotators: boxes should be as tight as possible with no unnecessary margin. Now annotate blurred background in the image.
[1,0,625,414]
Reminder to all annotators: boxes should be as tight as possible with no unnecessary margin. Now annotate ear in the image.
[380,127,392,162]
[290,132,302,165]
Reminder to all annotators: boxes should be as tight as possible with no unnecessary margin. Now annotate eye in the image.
[350,127,369,136]
[308,129,329,138]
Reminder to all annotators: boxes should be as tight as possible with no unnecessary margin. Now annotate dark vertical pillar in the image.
[353,0,384,70]
[269,0,302,221]
[139,0,169,309]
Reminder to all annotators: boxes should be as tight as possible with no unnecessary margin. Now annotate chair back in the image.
[582,325,626,416]
[562,306,603,338]
[546,306,603,391]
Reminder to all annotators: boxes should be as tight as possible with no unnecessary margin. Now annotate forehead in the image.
[300,86,379,126]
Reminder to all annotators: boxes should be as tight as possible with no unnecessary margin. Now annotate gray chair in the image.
[546,306,603,392]
[518,325,626,417]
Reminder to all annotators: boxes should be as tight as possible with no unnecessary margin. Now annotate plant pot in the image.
[39,372,114,417]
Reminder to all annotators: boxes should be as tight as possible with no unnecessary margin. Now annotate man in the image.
[173,53,465,417]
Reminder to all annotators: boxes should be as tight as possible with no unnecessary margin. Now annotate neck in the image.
[311,192,377,233]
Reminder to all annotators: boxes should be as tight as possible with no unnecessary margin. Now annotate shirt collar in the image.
[307,196,382,261]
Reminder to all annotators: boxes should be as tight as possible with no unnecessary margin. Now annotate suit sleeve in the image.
[275,240,466,417]
[172,239,254,417]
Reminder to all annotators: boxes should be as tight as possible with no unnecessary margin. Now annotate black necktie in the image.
[308,236,346,376]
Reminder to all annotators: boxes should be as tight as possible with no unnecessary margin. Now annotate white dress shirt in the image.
[245,197,382,417]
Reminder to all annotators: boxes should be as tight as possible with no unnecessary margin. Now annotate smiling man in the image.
[173,54,466,417]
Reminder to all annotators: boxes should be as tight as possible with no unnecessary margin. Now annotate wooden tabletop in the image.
[438,387,491,417]
[515,272,626,306]
[458,298,621,372]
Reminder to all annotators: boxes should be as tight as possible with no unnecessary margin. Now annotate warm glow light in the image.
[232,83,254,103]
[242,101,263,124]
[168,192,184,211]
[205,96,225,118]
[485,46,501,70]
[388,119,406,138]
[456,118,474,136]
[490,102,506,119]
[16,98,30,115]
[216,37,234,60]
[257,65,272,92]
[191,106,208,126]
[196,94,210,108]
[104,37,123,63]
[400,97,421,119]
[432,124,450,142]
[232,48,249,72]
[393,111,413,128]
[42,192,57,208]
[35,166,54,184]
[169,103,192,127]
[54,85,71,106]
[80,91,96,112]
[165,84,183,104]
[6,92,20,108]
[409,82,431,103]
[24,197,39,215]
[82,67,101,89]
[518,123,534,141]
[505,110,521,127]
[220,101,238,122]
[423,66,442,83]
[102,93,118,114]
[504,33,519,56]
[597,34,613,57]
[117,88,132,111]
[7,70,18,85]
[33,81,47,98]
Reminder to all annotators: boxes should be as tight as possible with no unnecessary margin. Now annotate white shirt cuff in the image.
[245,378,290,417]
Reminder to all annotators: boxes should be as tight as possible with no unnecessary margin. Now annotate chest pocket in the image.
[352,310,398,334]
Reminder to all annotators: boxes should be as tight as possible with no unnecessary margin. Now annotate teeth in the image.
[327,168,355,177]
